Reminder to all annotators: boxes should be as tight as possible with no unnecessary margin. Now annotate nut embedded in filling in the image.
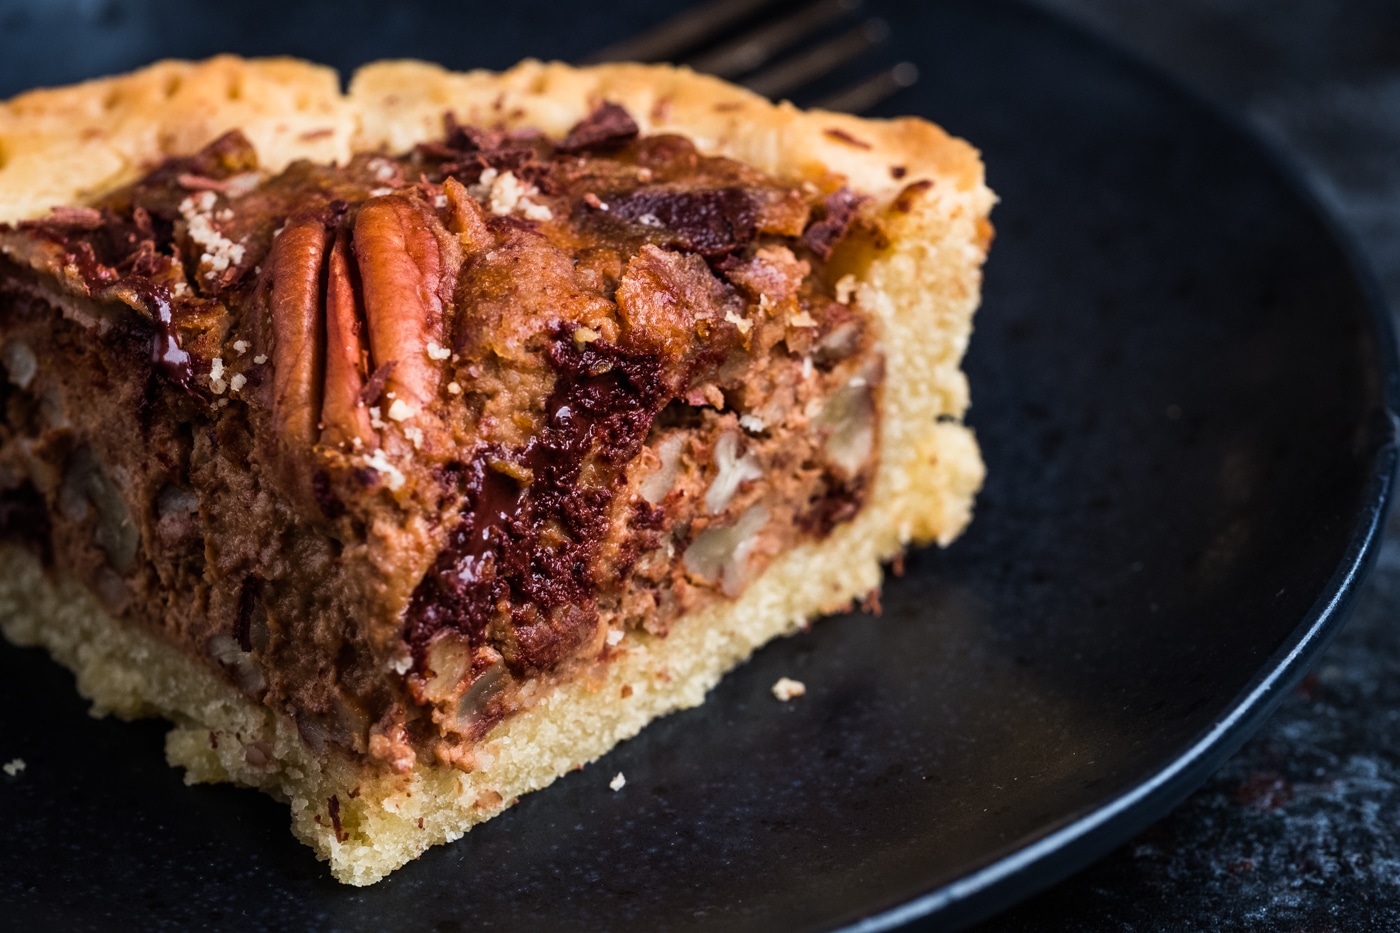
[0,103,886,772]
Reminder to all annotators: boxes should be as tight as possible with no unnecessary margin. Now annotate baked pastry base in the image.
[0,426,977,886]
[0,56,989,884]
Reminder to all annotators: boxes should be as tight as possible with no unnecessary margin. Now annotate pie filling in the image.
[0,104,884,771]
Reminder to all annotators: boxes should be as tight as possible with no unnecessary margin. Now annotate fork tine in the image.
[743,18,889,101]
[686,0,860,79]
[812,62,918,113]
[580,0,784,65]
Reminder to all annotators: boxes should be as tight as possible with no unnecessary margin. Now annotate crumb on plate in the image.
[772,677,806,701]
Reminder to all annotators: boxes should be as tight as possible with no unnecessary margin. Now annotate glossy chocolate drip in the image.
[123,279,194,389]
[405,323,669,675]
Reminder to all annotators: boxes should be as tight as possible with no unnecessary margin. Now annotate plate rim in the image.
[840,4,1400,930]
[0,2,1395,930]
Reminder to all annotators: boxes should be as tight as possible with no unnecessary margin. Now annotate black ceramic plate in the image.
[0,1,1395,930]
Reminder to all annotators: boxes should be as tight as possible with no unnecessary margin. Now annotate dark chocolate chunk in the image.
[797,475,869,539]
[608,187,758,257]
[404,324,670,678]
[558,102,640,153]
[802,187,867,260]
[441,112,506,153]
[123,280,195,391]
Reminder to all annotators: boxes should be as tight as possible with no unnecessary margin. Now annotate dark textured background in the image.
[0,1,1396,930]
[983,2,1400,929]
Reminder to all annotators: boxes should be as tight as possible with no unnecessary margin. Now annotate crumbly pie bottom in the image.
[0,56,990,884]
[1,405,978,884]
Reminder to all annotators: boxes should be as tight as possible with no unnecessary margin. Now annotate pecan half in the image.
[353,193,456,417]
[320,225,374,450]
[267,216,329,465]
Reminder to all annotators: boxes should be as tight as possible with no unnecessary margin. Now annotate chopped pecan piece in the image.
[442,177,490,252]
[608,187,758,257]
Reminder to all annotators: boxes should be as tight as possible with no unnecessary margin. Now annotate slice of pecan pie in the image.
[0,57,991,884]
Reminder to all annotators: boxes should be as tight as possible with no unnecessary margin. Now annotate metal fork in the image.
[581,0,918,114]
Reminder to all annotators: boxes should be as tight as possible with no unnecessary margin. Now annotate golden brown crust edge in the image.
[347,59,985,203]
[0,56,356,223]
[0,55,992,884]
[0,57,985,221]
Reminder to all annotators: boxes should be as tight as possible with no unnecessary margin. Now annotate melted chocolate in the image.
[14,198,196,390]
[798,475,869,539]
[405,323,668,675]
[607,188,758,257]
[123,279,194,390]
[403,457,520,656]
